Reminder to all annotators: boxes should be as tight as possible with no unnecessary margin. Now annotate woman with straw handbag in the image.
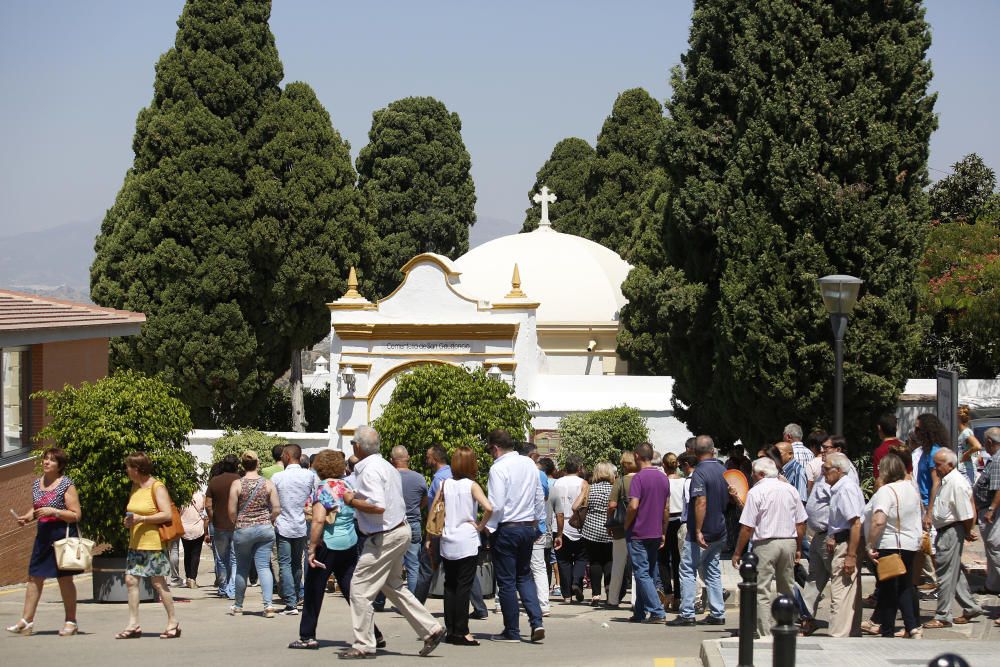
[6,447,84,637]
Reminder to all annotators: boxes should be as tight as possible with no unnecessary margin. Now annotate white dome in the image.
[454,227,632,322]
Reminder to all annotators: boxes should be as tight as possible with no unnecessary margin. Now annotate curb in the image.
[699,638,725,667]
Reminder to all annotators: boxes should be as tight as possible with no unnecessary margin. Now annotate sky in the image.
[1,0,998,245]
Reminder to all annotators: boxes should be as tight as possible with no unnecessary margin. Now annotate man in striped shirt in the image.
[784,423,815,468]
[732,458,806,637]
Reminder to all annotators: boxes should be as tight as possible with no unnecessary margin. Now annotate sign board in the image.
[936,367,959,449]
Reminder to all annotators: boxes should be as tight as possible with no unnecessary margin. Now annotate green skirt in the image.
[126,549,170,578]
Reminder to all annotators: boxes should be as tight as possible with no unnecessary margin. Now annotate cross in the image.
[532,186,557,228]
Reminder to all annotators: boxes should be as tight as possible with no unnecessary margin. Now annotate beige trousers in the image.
[828,541,862,637]
[753,538,796,637]
[350,524,441,652]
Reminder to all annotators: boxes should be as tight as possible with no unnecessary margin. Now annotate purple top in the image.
[628,467,670,540]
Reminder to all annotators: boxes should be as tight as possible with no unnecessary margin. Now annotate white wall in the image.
[186,430,335,466]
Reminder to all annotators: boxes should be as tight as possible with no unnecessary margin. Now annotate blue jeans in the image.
[234,524,275,609]
[628,537,665,620]
[491,524,543,638]
[277,532,307,607]
[212,527,236,598]
[680,536,725,619]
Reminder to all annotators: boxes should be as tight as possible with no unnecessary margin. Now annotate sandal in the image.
[159,624,181,639]
[59,621,78,637]
[5,618,33,636]
[289,638,319,649]
[953,611,982,624]
[115,626,142,639]
[339,648,375,660]
[860,619,881,635]
[798,619,818,637]
[922,619,952,629]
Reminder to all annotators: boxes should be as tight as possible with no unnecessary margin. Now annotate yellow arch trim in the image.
[366,359,461,422]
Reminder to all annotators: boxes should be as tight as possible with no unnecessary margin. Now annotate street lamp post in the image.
[817,274,863,435]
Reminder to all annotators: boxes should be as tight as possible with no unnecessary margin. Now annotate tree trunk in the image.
[290,347,305,432]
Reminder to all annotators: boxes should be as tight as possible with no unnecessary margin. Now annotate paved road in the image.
[3,555,996,667]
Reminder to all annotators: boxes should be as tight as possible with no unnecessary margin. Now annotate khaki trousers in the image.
[801,530,831,618]
[828,541,861,637]
[753,538,796,637]
[980,516,1000,592]
[350,524,441,652]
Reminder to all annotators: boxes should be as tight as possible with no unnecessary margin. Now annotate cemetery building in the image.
[327,188,692,455]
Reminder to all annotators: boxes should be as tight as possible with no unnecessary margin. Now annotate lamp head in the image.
[817,274,863,315]
[341,365,356,394]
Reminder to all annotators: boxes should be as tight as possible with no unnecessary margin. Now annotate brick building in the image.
[0,290,144,585]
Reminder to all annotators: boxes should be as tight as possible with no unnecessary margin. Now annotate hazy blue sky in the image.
[1,1,998,245]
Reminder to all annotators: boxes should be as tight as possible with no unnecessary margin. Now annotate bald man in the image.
[392,446,427,595]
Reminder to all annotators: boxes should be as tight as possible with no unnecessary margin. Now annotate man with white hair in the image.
[973,427,1000,596]
[799,436,858,636]
[784,423,814,468]
[732,457,806,637]
[823,452,865,637]
[341,426,444,659]
[923,447,985,628]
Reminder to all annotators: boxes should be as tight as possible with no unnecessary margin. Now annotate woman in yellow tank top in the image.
[115,452,181,640]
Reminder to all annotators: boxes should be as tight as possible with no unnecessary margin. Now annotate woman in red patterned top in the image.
[6,447,82,637]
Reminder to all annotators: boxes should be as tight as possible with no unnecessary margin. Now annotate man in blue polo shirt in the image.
[670,435,729,626]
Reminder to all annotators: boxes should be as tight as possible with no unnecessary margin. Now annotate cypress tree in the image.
[521,138,595,233]
[619,0,936,452]
[246,82,368,428]
[583,88,665,259]
[356,97,476,297]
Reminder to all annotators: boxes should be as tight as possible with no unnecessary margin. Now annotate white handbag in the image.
[52,524,95,572]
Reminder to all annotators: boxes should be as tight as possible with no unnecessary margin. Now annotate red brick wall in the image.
[0,338,110,586]
[0,458,37,584]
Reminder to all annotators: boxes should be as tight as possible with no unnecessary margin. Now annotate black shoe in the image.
[469,612,489,620]
[666,616,696,627]
[375,636,386,649]
[446,635,481,646]
[699,616,726,626]
[531,626,545,642]
[572,584,584,602]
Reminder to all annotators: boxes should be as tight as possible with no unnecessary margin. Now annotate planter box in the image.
[92,556,157,603]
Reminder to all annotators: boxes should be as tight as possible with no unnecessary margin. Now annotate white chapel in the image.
[326,187,692,455]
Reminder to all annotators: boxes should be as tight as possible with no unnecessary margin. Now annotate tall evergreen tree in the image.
[93,1,361,428]
[356,97,476,297]
[619,0,936,452]
[246,82,368,429]
[521,138,595,233]
[582,88,665,259]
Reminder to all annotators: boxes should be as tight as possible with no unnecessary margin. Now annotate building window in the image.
[1,348,30,458]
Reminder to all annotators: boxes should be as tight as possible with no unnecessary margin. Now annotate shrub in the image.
[34,370,199,556]
[557,406,649,472]
[373,364,534,488]
[211,429,288,466]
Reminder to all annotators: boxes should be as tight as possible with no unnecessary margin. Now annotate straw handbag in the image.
[53,524,95,572]
[876,487,907,582]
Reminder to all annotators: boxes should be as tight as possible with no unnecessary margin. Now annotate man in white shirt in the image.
[552,455,587,603]
[486,429,546,643]
[824,452,865,637]
[925,448,985,628]
[732,458,806,637]
[271,444,318,614]
[341,426,444,659]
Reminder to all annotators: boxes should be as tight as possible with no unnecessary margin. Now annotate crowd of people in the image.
[6,412,1000,657]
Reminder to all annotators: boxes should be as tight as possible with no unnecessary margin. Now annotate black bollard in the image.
[771,594,797,667]
[928,654,971,667]
[737,552,758,667]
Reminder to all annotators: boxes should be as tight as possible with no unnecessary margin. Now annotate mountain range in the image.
[0,214,517,304]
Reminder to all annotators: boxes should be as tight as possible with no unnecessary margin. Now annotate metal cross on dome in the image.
[532,186,557,228]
